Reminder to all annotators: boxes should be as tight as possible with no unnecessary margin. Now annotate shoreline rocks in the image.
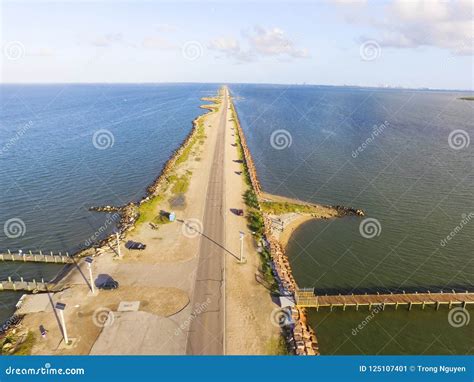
[232,98,319,355]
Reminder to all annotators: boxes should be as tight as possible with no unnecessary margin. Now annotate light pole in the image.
[85,257,94,294]
[239,231,245,263]
[116,231,121,258]
[55,302,68,345]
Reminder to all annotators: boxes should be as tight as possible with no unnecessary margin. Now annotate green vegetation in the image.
[137,194,164,225]
[266,335,289,355]
[1,331,35,355]
[170,171,192,195]
[175,118,206,166]
[244,189,259,209]
[459,96,474,101]
[261,200,321,215]
[230,104,278,293]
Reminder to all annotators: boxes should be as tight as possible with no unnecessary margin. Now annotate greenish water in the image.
[231,84,473,355]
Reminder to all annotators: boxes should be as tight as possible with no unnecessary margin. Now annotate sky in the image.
[0,0,473,90]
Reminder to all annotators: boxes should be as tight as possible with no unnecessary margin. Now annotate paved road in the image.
[186,88,228,355]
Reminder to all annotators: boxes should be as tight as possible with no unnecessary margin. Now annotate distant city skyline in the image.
[1,0,472,90]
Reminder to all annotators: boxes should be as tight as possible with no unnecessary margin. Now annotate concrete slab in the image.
[117,301,140,312]
[90,311,184,355]
[16,293,53,314]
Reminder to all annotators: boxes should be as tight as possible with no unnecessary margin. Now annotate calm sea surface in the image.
[0,83,219,322]
[231,84,474,355]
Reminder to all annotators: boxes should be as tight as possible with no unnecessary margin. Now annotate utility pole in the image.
[239,231,245,263]
[55,302,68,345]
[85,257,95,294]
[116,231,121,258]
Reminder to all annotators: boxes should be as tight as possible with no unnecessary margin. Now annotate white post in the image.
[58,309,69,345]
[239,232,244,263]
[116,232,121,258]
[88,263,95,294]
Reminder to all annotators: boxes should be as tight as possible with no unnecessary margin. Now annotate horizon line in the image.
[0,81,473,93]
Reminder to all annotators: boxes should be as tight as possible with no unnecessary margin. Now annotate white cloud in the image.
[246,26,309,58]
[90,33,124,47]
[30,47,54,57]
[89,33,137,48]
[155,23,178,33]
[142,36,177,50]
[379,0,473,55]
[344,0,473,55]
[208,26,310,63]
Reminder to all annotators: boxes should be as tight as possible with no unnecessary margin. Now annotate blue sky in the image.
[1,0,472,90]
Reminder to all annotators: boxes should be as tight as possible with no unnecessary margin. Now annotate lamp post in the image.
[55,302,68,345]
[116,231,121,258]
[239,231,245,263]
[85,257,94,294]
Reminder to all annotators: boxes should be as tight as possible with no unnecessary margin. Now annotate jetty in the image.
[295,288,474,311]
[0,250,73,264]
[0,277,56,292]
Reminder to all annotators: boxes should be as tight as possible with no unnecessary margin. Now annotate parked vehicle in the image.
[98,278,119,290]
[231,208,244,216]
[125,240,146,250]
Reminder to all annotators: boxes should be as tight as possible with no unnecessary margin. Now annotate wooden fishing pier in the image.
[0,277,56,292]
[295,288,474,311]
[0,250,73,264]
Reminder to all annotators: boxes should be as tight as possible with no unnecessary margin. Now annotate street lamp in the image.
[55,302,69,345]
[85,257,95,294]
[115,231,121,258]
[239,231,245,263]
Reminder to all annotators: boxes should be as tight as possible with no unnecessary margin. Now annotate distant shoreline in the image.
[1,82,473,93]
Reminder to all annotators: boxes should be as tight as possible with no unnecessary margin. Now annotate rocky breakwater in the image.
[230,102,262,195]
[263,216,319,355]
[142,99,219,200]
[88,202,139,251]
[229,96,319,355]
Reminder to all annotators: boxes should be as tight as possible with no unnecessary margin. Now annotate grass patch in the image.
[1,331,36,355]
[136,194,164,226]
[266,335,289,355]
[170,171,191,195]
[175,118,207,166]
[459,96,474,101]
[260,201,319,215]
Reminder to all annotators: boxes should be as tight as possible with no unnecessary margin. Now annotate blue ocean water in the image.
[231,84,474,354]
[0,83,219,321]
